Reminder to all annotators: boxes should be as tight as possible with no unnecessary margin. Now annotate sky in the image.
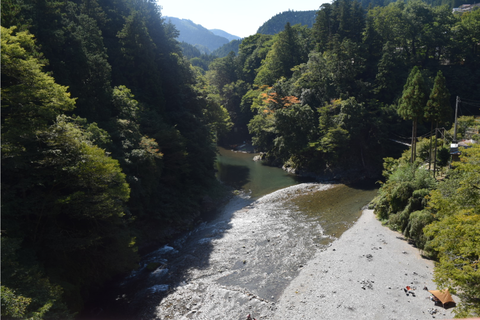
[157,0,329,38]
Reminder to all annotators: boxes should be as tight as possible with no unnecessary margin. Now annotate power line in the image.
[461,101,480,108]
[418,130,436,138]
[459,97,480,103]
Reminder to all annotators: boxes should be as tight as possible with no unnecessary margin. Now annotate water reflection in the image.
[216,163,250,190]
[216,147,312,198]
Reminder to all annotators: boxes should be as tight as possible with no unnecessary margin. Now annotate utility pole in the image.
[453,96,460,142]
[434,127,438,178]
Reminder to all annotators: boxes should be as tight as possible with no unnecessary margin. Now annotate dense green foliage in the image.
[424,144,480,317]
[398,66,429,162]
[358,0,472,9]
[313,0,365,52]
[1,0,231,316]
[212,39,241,58]
[425,71,452,171]
[204,0,479,178]
[257,10,317,35]
[2,25,135,317]
[374,142,480,318]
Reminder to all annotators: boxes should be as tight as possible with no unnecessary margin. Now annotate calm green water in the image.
[216,147,311,198]
[216,146,378,236]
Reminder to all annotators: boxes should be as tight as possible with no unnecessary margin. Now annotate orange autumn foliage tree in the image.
[260,87,301,111]
[248,84,316,161]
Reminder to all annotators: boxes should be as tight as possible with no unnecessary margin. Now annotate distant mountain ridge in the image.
[165,17,240,53]
[210,29,241,42]
[257,10,317,35]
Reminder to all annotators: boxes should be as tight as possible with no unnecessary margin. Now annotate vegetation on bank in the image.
[1,0,479,318]
[372,81,479,316]
[372,140,480,317]
[200,0,479,177]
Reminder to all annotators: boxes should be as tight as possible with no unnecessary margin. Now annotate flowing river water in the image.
[87,148,377,320]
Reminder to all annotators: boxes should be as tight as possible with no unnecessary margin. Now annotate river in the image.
[86,147,377,320]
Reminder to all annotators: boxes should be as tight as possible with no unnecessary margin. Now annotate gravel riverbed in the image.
[273,209,457,320]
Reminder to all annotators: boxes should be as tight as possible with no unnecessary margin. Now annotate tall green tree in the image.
[237,33,274,84]
[313,3,336,52]
[274,103,317,159]
[192,67,233,141]
[1,26,76,141]
[255,23,303,86]
[13,0,114,123]
[424,70,451,173]
[451,9,480,66]
[313,0,365,52]
[207,51,239,93]
[397,66,429,162]
[403,1,434,63]
[362,11,384,83]
[310,100,351,167]
[374,41,408,103]
[116,9,163,106]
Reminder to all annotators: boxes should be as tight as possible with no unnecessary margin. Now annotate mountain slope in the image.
[257,10,317,35]
[210,29,241,41]
[212,39,242,57]
[165,17,234,53]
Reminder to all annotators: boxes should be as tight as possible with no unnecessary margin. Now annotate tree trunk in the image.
[412,119,418,162]
[433,122,439,178]
[428,122,434,172]
[411,120,416,163]
[361,147,366,169]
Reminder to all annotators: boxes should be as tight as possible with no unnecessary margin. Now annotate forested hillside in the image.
[358,0,471,8]
[205,0,480,179]
[210,28,241,41]
[1,0,232,318]
[257,10,317,35]
[212,39,242,58]
[200,4,480,314]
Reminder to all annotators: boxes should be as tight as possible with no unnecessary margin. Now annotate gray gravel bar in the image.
[273,209,457,320]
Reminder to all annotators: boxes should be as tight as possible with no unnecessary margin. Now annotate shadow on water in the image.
[81,209,243,320]
[345,178,379,191]
[216,163,250,190]
[215,147,314,199]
